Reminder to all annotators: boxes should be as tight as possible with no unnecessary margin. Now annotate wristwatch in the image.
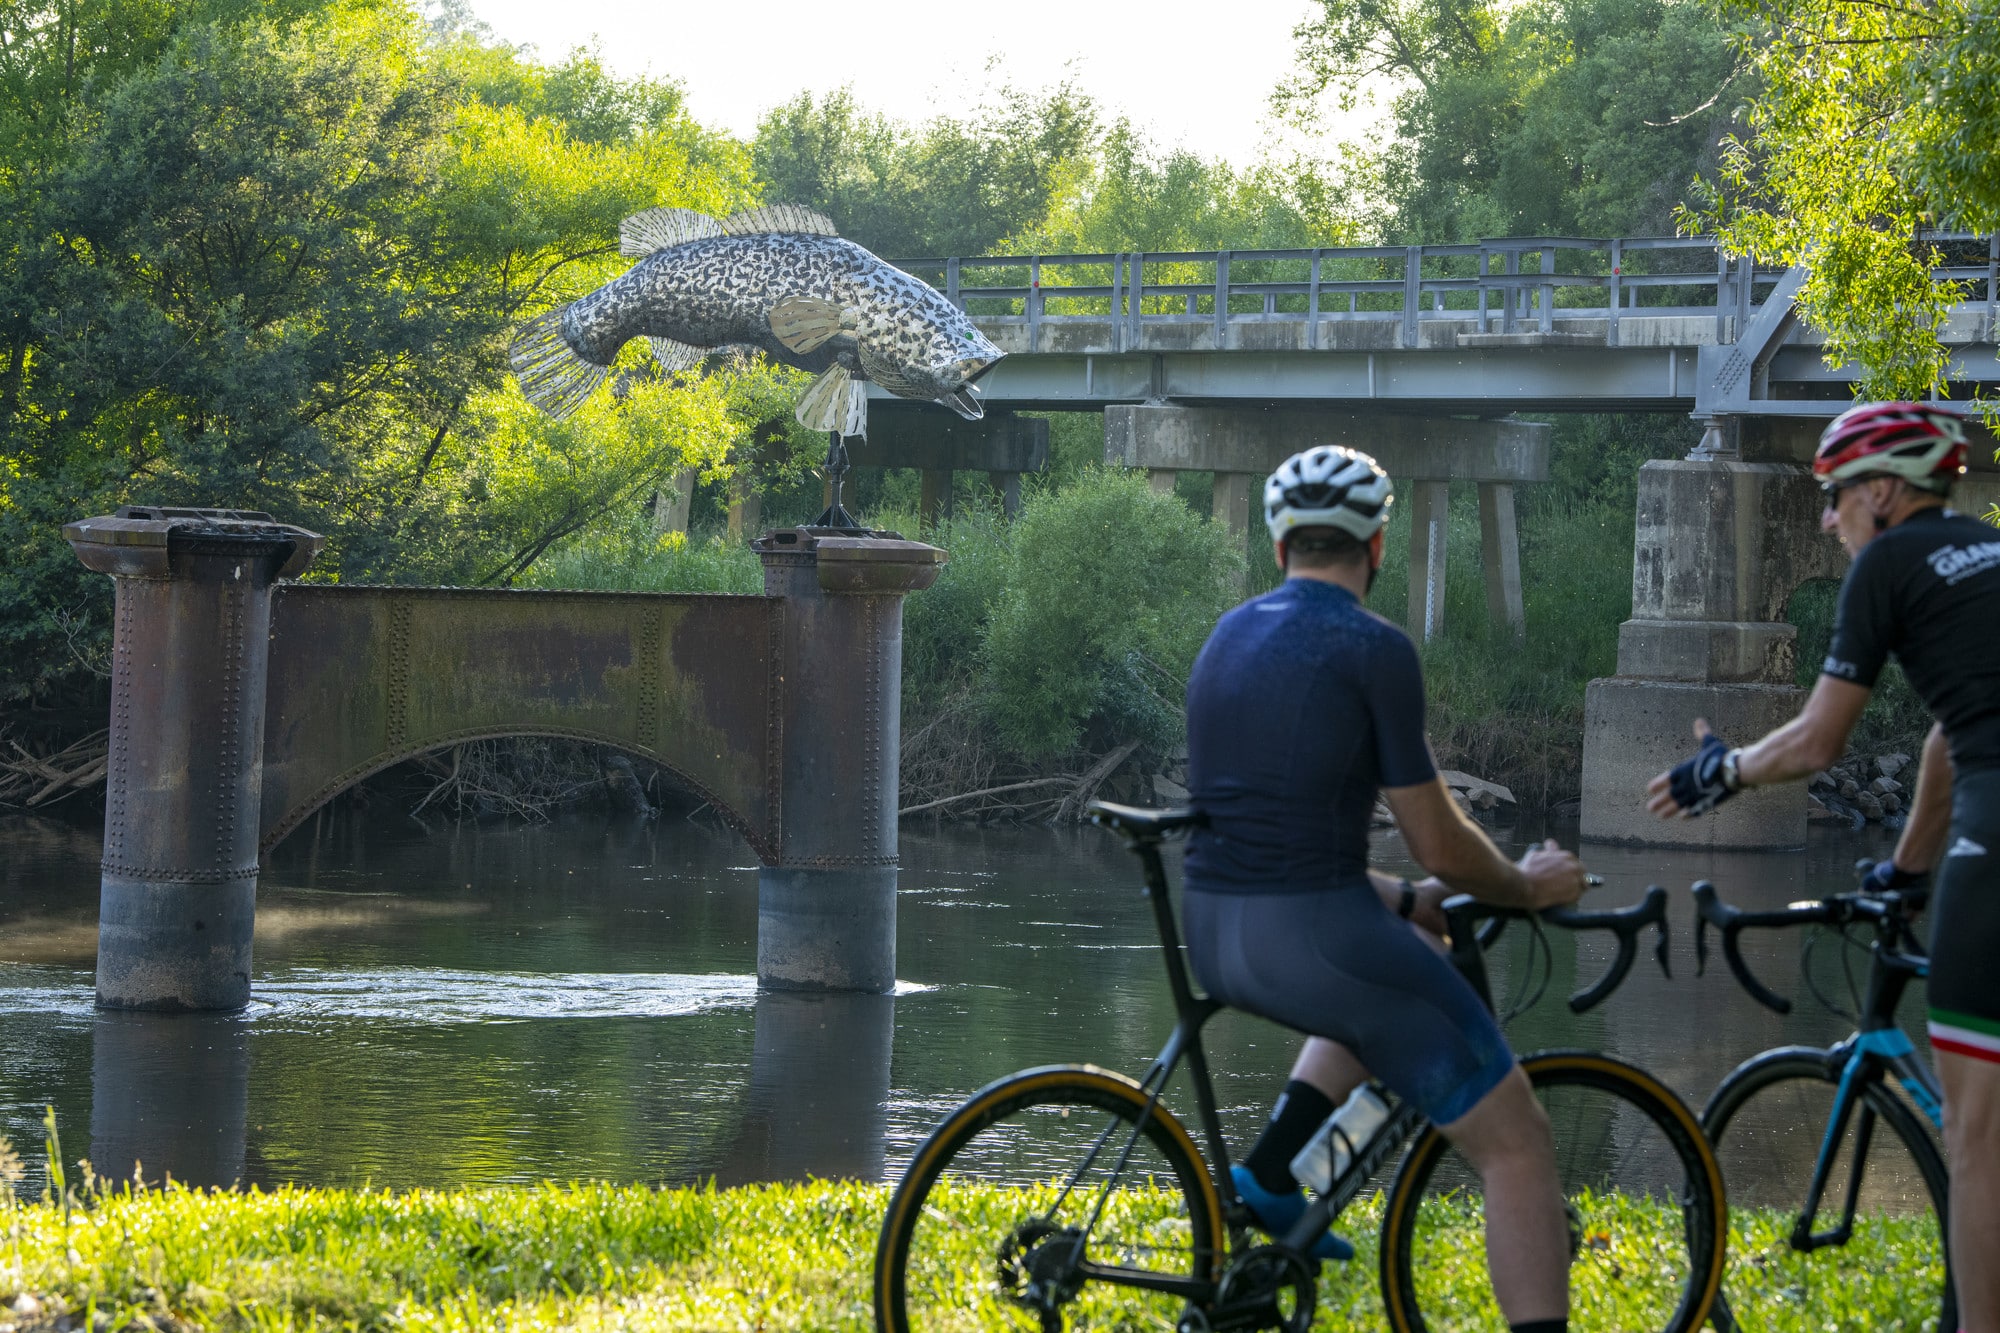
[1721,748,1744,792]
[1396,878,1417,919]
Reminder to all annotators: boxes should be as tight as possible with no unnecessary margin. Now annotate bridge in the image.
[869,235,2000,851]
[65,507,942,1012]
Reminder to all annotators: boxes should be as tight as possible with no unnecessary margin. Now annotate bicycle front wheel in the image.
[874,1064,1225,1333]
[1378,1050,1726,1332]
[1702,1045,1952,1333]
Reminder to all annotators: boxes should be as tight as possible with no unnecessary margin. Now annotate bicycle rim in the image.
[874,1064,1224,1333]
[1702,1047,1952,1333]
[1379,1050,1725,1333]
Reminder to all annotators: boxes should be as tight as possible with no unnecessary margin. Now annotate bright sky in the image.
[462,0,1328,166]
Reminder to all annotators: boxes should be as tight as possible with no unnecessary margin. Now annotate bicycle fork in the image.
[1793,1029,1944,1253]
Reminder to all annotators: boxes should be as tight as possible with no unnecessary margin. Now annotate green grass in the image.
[0,1182,1946,1331]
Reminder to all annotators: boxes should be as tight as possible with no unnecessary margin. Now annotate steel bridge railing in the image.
[892,234,2000,353]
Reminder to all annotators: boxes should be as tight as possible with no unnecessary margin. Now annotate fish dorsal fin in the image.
[620,207,724,258]
[794,365,868,437]
[725,204,839,237]
[648,337,706,373]
[769,296,854,354]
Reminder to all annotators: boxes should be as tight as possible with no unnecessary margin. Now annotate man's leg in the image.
[1241,1038,1367,1191]
[1939,1048,2000,1333]
[1436,1065,1568,1325]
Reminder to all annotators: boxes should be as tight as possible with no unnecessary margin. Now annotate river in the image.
[0,805,1917,1197]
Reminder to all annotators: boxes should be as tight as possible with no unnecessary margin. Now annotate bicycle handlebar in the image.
[1442,884,1671,1014]
[1690,871,1931,1015]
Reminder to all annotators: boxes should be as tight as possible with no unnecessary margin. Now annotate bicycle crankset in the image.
[1206,1244,1316,1333]
[997,1220,1086,1327]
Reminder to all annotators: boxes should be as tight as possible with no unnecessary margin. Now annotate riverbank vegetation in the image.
[0,0,1980,819]
[0,1167,1945,1331]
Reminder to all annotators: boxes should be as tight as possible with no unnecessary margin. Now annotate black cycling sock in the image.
[1244,1080,1334,1196]
[1509,1320,1566,1333]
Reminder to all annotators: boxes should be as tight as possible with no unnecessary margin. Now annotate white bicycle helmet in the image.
[1263,446,1394,544]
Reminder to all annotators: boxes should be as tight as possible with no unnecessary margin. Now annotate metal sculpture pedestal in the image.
[814,431,863,530]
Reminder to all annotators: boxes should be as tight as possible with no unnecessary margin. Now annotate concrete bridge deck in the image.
[879,234,1999,414]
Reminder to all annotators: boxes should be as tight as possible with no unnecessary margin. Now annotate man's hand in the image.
[1406,877,1453,937]
[1518,838,1586,910]
[1647,719,1739,818]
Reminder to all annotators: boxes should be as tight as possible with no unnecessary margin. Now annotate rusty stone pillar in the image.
[753,528,944,992]
[66,507,322,1011]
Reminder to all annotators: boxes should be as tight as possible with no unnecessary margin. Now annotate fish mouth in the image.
[939,385,984,420]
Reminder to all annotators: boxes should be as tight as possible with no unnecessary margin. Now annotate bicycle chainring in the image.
[1210,1244,1316,1333]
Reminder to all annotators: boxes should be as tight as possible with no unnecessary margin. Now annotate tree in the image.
[751,83,1098,256]
[1686,0,1996,400]
[1282,0,1742,240]
[0,2,764,701]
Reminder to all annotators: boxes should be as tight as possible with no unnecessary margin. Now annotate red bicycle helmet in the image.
[1813,402,1968,492]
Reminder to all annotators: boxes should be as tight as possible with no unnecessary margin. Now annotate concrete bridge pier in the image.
[753,529,943,991]
[65,508,322,1012]
[1105,406,1547,636]
[847,411,1049,529]
[1581,459,1844,847]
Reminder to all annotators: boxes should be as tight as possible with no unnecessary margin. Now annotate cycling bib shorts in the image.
[1184,884,1515,1126]
[1926,769,2000,1062]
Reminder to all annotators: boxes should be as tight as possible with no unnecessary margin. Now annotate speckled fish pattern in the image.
[570,234,992,394]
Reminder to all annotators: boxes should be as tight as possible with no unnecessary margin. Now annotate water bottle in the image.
[1289,1083,1391,1195]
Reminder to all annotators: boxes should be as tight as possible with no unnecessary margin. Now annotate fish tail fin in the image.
[510,308,609,419]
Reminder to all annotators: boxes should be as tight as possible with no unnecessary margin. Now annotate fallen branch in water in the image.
[899,776,1077,818]
[1055,739,1142,824]
[0,729,108,808]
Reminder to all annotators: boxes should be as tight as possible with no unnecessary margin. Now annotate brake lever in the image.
[1548,885,1668,1014]
[1691,880,1798,1015]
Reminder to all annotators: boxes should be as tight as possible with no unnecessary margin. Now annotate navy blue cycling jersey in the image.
[1184,578,1436,890]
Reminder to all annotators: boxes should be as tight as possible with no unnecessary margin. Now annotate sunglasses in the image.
[1819,479,1864,503]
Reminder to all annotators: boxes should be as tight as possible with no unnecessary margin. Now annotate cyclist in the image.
[1182,445,1587,1333]
[1646,401,2000,1331]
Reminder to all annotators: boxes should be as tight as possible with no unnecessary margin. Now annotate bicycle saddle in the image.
[1086,801,1206,840]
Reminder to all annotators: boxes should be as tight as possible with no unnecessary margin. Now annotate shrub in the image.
[516,524,763,595]
[899,503,1014,711]
[980,469,1243,758]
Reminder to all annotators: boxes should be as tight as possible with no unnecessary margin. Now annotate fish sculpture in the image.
[509,203,1003,435]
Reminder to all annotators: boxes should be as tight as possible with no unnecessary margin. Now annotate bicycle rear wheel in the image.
[875,1064,1225,1333]
[1378,1050,1726,1332]
[1702,1046,1952,1333]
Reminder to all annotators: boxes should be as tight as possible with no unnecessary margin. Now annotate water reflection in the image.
[715,991,895,1184]
[1,804,1913,1197]
[90,1010,249,1188]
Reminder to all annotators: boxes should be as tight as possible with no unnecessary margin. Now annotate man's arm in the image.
[1892,722,1955,875]
[1384,777,1583,911]
[1645,676,1872,817]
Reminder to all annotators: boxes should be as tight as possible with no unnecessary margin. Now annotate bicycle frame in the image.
[1081,825,1659,1286]
[1693,878,1945,1254]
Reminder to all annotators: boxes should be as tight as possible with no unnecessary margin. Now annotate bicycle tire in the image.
[875,1064,1226,1333]
[1378,1050,1726,1332]
[1702,1045,1954,1333]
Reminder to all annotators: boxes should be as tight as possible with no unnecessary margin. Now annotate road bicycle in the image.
[874,802,1727,1332]
[1692,872,1953,1330]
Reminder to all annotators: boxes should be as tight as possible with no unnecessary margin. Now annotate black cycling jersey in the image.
[1183,579,1436,891]
[1822,507,2000,775]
